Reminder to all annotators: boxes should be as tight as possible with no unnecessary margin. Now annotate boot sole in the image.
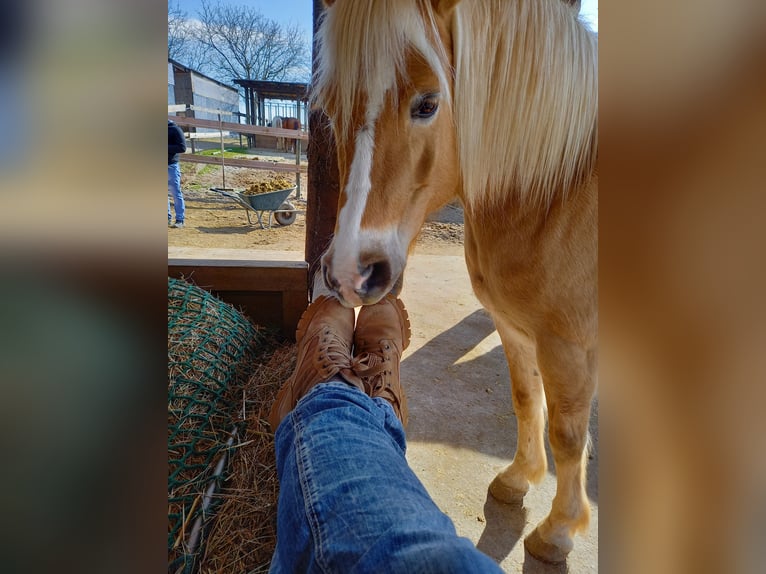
[387,296,412,352]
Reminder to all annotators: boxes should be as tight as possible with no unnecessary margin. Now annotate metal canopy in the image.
[233,80,309,101]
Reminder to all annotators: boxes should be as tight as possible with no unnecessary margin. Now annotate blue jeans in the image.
[168,162,184,223]
[270,381,503,574]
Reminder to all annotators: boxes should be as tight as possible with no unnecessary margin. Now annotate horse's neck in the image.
[462,172,597,334]
[463,172,597,251]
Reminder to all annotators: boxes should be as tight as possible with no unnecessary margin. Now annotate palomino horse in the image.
[271,116,301,153]
[315,0,597,564]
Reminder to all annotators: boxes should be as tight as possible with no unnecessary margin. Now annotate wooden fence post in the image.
[304,0,340,296]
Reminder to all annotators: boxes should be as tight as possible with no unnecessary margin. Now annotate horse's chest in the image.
[463,220,542,316]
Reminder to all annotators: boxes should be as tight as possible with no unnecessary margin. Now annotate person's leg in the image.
[270,381,503,574]
[168,163,185,223]
[268,295,503,574]
[167,168,172,224]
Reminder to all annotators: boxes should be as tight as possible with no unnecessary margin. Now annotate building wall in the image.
[171,65,240,137]
[189,75,239,120]
[173,71,194,112]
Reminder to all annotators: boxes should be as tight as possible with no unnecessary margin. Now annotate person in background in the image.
[168,119,186,228]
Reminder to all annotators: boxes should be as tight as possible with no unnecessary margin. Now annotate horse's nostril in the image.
[358,259,392,297]
[323,263,339,291]
[359,264,373,280]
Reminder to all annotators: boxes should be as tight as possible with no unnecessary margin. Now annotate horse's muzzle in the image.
[321,252,400,307]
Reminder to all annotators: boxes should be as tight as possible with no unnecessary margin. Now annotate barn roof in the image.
[233,79,310,102]
[169,58,238,92]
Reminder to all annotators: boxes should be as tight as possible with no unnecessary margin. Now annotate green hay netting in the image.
[168,277,261,573]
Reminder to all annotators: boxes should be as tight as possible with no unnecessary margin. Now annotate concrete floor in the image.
[398,254,599,573]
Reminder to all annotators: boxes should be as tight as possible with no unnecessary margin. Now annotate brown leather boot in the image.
[268,295,356,430]
[350,295,412,425]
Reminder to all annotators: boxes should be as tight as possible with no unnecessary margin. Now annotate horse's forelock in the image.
[313,0,452,141]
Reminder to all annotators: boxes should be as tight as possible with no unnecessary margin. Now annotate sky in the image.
[177,0,598,35]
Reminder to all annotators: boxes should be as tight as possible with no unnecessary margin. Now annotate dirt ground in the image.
[168,152,465,255]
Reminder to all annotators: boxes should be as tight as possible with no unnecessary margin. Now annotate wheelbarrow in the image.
[209,186,299,229]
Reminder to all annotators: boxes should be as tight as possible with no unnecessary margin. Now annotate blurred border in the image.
[0,1,167,572]
[1,0,765,572]
[602,1,766,573]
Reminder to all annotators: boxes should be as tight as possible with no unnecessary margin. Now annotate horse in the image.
[314,0,597,564]
[271,115,301,153]
[270,115,284,150]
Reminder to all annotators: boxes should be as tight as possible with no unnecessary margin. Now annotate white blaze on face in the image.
[329,121,376,304]
[329,97,400,303]
[327,94,412,305]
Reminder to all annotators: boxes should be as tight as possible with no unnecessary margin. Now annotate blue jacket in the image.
[168,120,187,165]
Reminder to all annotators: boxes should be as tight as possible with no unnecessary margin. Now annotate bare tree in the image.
[194,0,309,83]
[168,2,210,72]
[167,1,187,60]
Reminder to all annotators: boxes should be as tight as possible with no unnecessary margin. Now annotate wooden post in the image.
[249,88,257,148]
[295,97,303,199]
[295,138,302,199]
[305,0,340,296]
[219,112,226,189]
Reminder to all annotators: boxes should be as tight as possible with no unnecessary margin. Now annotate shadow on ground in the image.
[197,226,255,235]
[401,308,598,503]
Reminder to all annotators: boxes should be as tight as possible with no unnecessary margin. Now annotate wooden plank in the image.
[169,265,306,293]
[185,131,225,140]
[179,153,307,173]
[211,292,285,329]
[168,261,308,338]
[169,114,308,140]
[168,257,307,269]
[187,105,240,117]
[281,289,309,340]
[168,246,306,262]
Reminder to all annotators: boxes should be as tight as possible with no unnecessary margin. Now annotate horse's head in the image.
[316,0,461,307]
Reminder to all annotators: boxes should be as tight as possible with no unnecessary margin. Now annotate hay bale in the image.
[198,342,296,573]
[168,277,263,572]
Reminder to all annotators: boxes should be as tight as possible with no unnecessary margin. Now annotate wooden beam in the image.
[169,114,308,140]
[178,153,307,173]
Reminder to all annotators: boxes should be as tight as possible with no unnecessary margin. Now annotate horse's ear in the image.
[323,0,335,6]
[563,0,581,12]
[432,0,461,18]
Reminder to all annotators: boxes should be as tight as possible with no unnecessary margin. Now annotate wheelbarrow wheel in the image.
[274,202,297,226]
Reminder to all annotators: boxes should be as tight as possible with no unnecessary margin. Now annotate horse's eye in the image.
[412,94,439,120]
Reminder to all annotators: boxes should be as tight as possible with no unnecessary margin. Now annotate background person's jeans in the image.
[270,381,503,574]
[167,162,184,223]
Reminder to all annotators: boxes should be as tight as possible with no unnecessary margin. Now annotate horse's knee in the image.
[548,410,588,461]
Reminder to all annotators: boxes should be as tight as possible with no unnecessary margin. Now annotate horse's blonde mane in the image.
[454,1,598,207]
[314,0,598,207]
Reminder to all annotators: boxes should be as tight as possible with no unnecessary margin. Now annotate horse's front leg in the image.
[525,332,597,563]
[489,320,547,502]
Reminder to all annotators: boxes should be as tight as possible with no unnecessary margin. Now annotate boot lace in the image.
[316,327,353,373]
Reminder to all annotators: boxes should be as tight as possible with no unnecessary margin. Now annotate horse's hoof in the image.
[524,526,571,564]
[488,475,527,505]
